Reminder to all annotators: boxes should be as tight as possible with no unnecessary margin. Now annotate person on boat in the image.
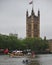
[31,51,35,57]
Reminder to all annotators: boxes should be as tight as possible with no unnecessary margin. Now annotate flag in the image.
[29,1,33,4]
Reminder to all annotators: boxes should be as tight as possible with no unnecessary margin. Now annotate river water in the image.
[0,54,52,65]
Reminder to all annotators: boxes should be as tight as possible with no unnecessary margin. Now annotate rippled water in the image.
[0,55,27,65]
[38,54,52,65]
[0,54,52,65]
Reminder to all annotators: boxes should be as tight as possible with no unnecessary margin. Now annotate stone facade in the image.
[48,40,52,52]
[26,8,40,38]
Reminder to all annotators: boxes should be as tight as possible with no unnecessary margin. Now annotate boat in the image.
[9,50,24,58]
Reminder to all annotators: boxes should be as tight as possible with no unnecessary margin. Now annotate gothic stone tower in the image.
[26,8,40,38]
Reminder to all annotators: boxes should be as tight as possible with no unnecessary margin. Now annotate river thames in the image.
[0,54,52,65]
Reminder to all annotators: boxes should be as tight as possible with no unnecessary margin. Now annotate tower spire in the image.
[31,7,35,15]
[26,9,28,17]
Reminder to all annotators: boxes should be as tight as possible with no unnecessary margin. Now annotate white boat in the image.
[9,51,24,58]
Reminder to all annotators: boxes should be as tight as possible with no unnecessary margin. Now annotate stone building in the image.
[48,39,52,52]
[26,8,40,38]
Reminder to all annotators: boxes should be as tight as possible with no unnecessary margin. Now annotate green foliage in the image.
[0,34,49,53]
[22,38,49,52]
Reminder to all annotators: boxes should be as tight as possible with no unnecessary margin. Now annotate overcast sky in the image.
[0,0,52,39]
